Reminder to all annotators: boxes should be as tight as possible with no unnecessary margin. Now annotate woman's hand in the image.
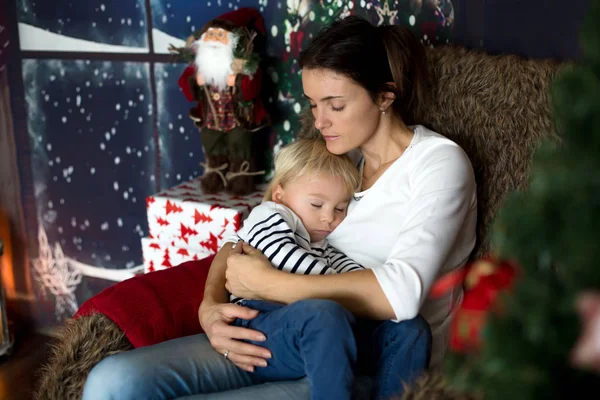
[225,241,277,300]
[198,300,272,372]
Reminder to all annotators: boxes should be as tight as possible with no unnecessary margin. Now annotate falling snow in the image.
[155,62,203,189]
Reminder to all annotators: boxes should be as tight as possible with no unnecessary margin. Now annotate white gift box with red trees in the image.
[142,178,265,273]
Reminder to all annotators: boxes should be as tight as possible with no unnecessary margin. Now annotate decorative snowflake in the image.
[374,0,398,25]
[32,225,82,321]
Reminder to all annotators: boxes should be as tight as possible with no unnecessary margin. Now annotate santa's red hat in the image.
[215,7,266,34]
[195,7,266,38]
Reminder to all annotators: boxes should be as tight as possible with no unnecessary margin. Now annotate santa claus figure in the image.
[177,8,269,195]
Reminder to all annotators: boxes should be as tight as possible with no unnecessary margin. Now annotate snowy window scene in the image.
[22,59,153,269]
[18,0,150,52]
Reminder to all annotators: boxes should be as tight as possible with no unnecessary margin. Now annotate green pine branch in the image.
[443,1,600,398]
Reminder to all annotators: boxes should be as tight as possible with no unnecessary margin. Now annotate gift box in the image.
[145,177,266,256]
[141,237,213,273]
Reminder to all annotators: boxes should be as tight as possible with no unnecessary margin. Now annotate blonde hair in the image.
[264,138,361,201]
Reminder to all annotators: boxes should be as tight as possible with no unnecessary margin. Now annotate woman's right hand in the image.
[198,300,272,372]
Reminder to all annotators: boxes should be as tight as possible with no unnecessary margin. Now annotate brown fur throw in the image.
[399,371,478,400]
[34,313,132,400]
[300,45,565,258]
[34,45,565,399]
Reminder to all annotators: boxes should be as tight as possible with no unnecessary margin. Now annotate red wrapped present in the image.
[141,237,213,273]
[145,178,265,256]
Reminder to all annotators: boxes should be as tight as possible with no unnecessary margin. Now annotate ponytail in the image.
[379,25,430,125]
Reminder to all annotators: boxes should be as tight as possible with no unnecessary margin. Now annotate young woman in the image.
[83,16,476,400]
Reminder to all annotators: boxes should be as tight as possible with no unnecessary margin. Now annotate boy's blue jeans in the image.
[232,299,357,400]
[82,299,431,400]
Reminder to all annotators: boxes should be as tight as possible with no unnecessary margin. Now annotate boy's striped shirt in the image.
[226,201,364,304]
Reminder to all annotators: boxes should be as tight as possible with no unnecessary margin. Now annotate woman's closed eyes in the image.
[308,103,346,112]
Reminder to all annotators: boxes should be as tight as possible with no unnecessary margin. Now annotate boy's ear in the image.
[272,184,285,203]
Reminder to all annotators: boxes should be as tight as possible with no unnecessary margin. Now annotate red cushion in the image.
[75,256,215,348]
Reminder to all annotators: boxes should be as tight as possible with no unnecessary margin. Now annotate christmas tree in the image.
[443,1,600,399]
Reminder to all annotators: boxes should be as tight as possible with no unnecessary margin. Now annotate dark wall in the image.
[453,0,588,60]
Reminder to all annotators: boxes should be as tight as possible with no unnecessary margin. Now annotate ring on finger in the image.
[223,350,230,359]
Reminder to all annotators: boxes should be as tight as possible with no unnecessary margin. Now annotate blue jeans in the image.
[233,299,357,400]
[82,299,431,400]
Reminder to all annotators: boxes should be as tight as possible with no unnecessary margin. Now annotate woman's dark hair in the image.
[299,16,429,124]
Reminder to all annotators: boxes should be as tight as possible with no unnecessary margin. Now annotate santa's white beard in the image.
[194,39,235,91]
